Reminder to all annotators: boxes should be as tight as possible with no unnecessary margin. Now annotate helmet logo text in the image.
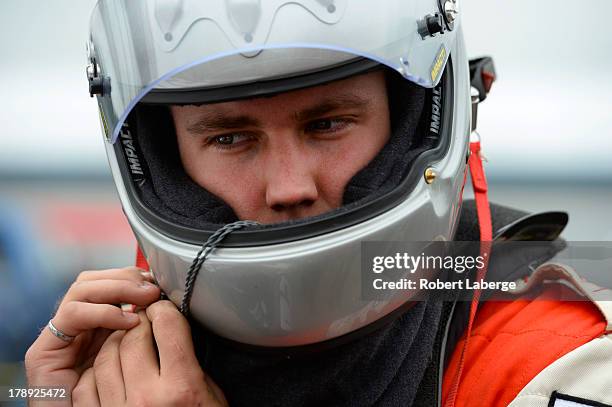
[120,125,144,176]
[430,87,442,134]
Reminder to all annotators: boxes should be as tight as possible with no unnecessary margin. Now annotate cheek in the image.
[315,152,363,204]
[177,138,264,213]
[315,126,389,202]
[212,181,263,219]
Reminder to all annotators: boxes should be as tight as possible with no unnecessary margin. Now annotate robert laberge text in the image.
[372,278,517,292]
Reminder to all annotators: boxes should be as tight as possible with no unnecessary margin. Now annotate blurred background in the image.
[0,0,611,393]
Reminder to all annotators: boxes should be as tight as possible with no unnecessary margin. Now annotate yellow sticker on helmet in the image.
[97,100,110,141]
[430,45,447,83]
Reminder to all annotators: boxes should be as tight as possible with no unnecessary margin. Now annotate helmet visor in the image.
[89,0,458,143]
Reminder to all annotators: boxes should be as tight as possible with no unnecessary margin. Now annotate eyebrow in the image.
[293,93,371,123]
[185,93,371,135]
[186,113,261,135]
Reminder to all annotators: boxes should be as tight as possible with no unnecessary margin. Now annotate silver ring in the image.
[47,320,75,343]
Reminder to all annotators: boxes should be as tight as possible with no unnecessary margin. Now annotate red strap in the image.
[135,245,150,270]
[444,140,492,407]
[468,141,492,241]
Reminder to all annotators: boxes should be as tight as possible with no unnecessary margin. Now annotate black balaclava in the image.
[128,69,444,406]
[195,300,443,407]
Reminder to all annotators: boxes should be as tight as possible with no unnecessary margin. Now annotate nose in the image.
[264,143,319,213]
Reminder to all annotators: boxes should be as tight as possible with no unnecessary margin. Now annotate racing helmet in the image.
[87,0,471,348]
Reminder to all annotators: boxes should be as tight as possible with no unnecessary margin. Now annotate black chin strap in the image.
[181,220,259,315]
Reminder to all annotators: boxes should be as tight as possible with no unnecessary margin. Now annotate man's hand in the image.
[25,267,161,406]
[72,300,228,407]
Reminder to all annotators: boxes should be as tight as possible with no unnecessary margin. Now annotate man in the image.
[26,1,611,406]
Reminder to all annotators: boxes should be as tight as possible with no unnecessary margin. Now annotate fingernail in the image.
[121,303,136,313]
[123,312,139,322]
[140,281,157,290]
[140,271,153,280]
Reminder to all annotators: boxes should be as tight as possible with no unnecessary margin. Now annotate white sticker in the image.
[554,400,596,407]
[551,392,611,407]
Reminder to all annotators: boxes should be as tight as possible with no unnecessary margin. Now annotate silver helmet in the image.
[88,0,470,347]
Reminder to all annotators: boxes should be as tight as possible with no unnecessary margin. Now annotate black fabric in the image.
[131,70,430,230]
[342,73,428,204]
[454,200,528,241]
[412,301,457,407]
[132,108,239,227]
[193,300,443,407]
[454,200,567,294]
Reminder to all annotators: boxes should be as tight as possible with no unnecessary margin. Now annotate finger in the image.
[120,311,160,397]
[63,279,160,305]
[76,267,155,315]
[204,375,230,406]
[75,267,153,284]
[72,367,101,407]
[94,330,127,406]
[38,304,140,350]
[146,301,201,378]
[76,328,113,374]
[85,328,114,361]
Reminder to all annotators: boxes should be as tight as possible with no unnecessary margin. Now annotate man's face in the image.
[171,70,390,224]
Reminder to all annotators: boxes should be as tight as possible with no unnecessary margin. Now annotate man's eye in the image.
[210,134,251,148]
[306,118,351,133]
[215,135,235,145]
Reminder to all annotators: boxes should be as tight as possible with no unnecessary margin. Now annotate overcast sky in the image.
[0,0,610,181]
